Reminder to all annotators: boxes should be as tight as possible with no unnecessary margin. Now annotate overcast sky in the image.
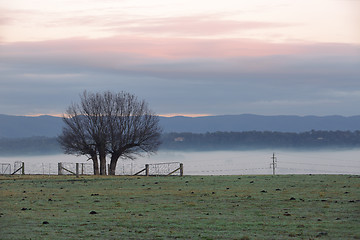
[1,0,359,117]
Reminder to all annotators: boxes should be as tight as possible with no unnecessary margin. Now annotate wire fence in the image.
[0,151,359,175]
[147,162,182,176]
[0,163,11,174]
[115,161,144,175]
[184,160,360,175]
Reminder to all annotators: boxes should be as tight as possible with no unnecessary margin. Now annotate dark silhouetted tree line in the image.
[160,130,360,150]
[1,130,360,156]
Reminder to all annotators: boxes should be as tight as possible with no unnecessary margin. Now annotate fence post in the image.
[76,163,79,178]
[145,164,149,176]
[58,163,62,175]
[21,162,25,175]
[180,163,183,176]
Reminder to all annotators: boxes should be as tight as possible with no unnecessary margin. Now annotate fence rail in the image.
[0,161,185,176]
[0,163,11,175]
[1,158,358,175]
[12,161,25,175]
[58,162,93,176]
[135,162,183,176]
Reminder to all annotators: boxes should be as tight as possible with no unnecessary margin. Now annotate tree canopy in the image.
[58,91,162,175]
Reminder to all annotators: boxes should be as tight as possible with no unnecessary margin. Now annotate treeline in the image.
[1,130,360,155]
[160,130,360,150]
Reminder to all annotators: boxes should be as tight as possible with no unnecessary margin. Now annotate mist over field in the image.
[1,150,359,175]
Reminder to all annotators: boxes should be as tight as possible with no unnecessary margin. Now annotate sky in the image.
[1,0,359,117]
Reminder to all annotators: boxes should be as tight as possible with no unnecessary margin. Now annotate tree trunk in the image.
[91,154,99,175]
[109,154,120,175]
[98,145,107,175]
[99,155,107,175]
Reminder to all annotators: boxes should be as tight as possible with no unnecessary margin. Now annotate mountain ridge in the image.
[159,114,360,133]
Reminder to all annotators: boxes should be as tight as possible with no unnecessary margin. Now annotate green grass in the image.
[0,174,359,239]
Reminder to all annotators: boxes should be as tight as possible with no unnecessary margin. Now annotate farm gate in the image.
[135,162,183,176]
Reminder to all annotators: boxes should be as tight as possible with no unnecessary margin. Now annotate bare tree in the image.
[58,91,162,175]
[105,92,162,175]
[57,122,99,175]
[58,96,104,175]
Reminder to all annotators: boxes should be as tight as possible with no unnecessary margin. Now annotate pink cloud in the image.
[2,36,359,64]
[22,11,293,38]
[2,36,358,86]
[78,37,360,59]
[106,15,292,36]
[0,16,11,25]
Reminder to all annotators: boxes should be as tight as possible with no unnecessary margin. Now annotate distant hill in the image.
[159,114,360,133]
[1,114,360,138]
[0,114,63,138]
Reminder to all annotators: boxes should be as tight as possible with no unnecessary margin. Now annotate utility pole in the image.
[270,153,277,175]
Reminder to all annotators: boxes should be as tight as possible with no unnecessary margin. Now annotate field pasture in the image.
[0,174,359,239]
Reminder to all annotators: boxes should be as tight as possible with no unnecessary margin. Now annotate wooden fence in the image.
[134,163,183,176]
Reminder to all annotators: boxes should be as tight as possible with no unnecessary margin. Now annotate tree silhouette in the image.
[58,91,162,175]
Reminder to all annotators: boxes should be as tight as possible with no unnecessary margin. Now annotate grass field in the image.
[0,174,359,239]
